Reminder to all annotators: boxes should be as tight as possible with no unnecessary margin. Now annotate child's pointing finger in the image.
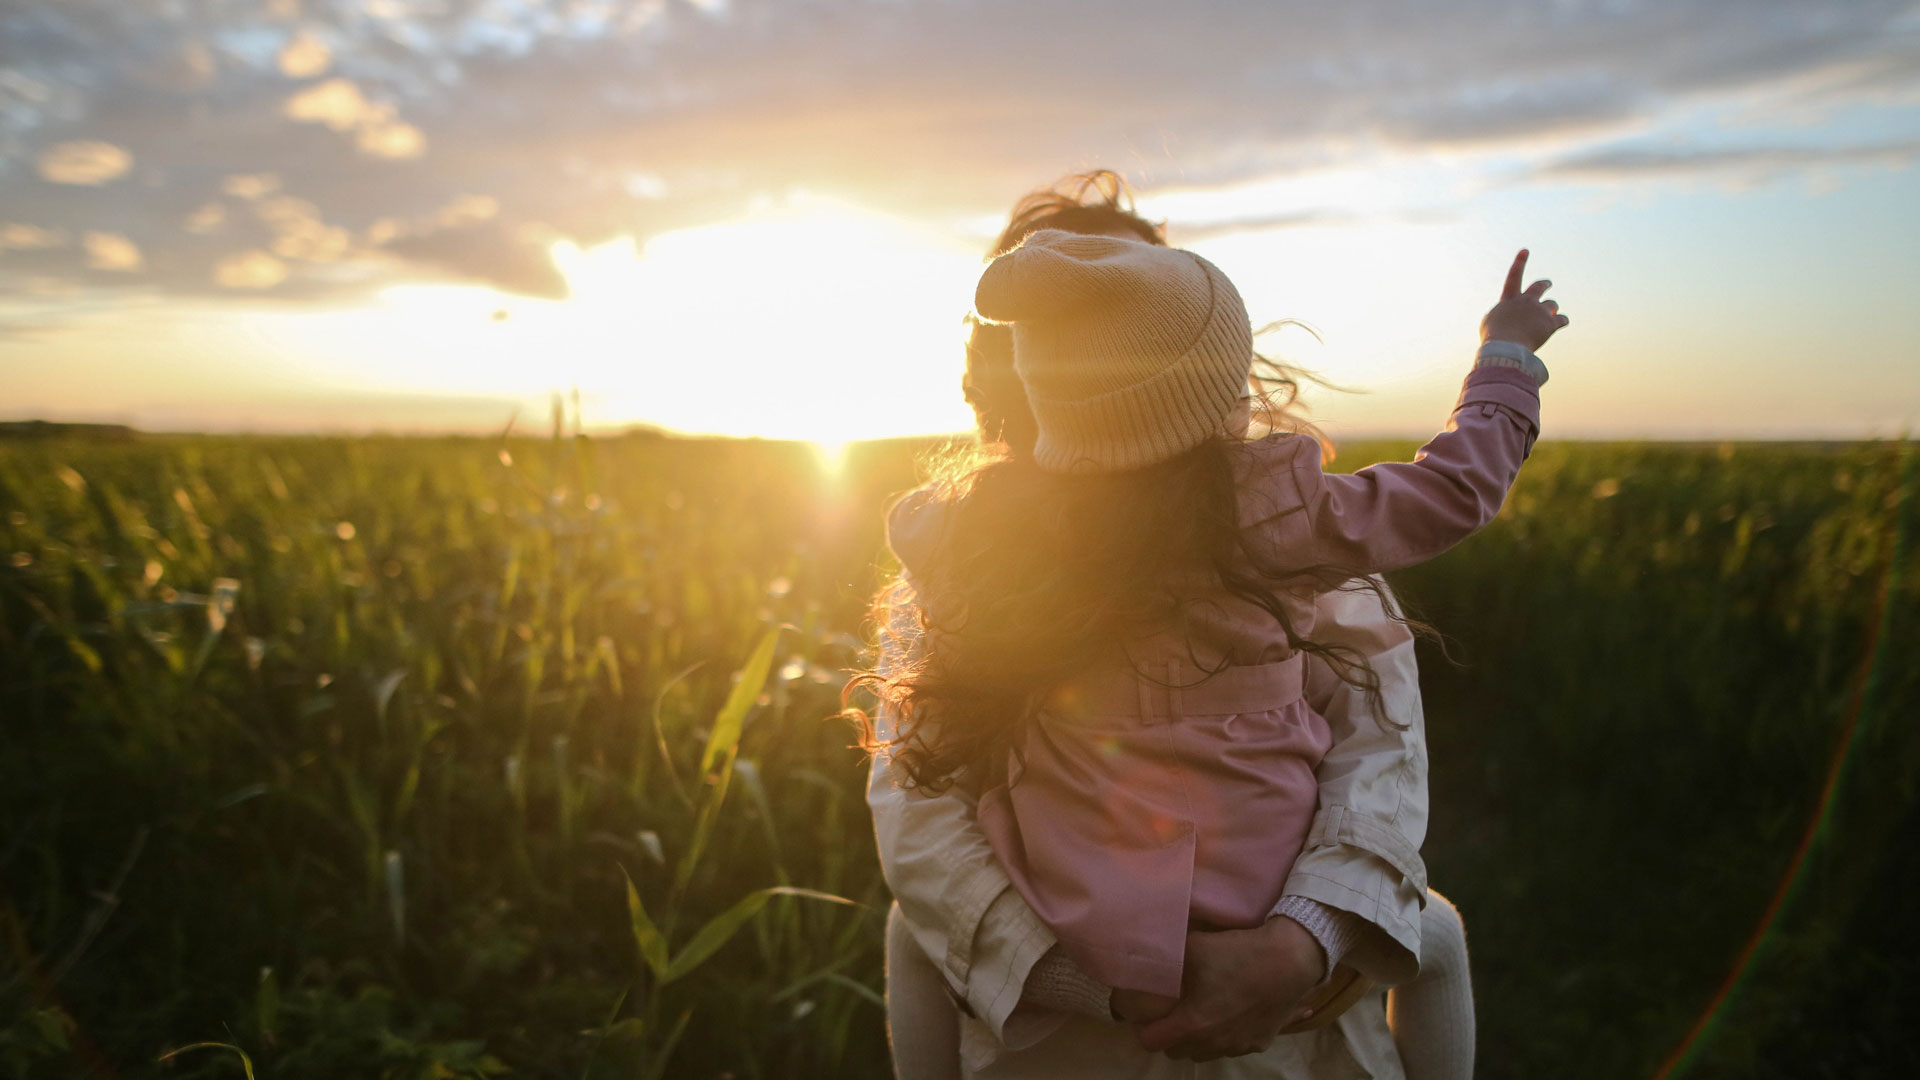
[1502,249,1528,300]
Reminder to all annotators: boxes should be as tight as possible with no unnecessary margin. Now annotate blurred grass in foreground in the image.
[1,432,1914,1079]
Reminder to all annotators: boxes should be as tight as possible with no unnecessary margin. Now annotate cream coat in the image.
[868,581,1433,1078]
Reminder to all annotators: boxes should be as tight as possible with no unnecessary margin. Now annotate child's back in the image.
[882,228,1559,1004]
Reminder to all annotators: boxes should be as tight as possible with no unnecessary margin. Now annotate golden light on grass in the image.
[811,438,852,474]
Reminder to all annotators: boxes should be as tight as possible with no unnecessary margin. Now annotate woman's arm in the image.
[869,573,1437,1049]
[1280,576,1431,984]
[1133,577,1433,1057]
[866,596,1065,1049]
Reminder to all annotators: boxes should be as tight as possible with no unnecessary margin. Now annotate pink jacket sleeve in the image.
[1263,365,1543,574]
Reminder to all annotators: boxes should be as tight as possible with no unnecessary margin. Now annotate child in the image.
[874,230,1563,1074]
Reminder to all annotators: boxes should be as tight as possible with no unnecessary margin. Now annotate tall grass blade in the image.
[640,1008,695,1080]
[660,886,855,985]
[385,850,406,945]
[620,864,669,979]
[649,663,703,812]
[158,1042,258,1079]
[699,627,779,779]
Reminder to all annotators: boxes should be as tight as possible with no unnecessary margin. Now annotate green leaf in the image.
[639,1008,695,1080]
[27,1008,72,1051]
[698,626,779,778]
[620,865,668,979]
[660,886,855,986]
[583,1017,647,1042]
[672,742,735,894]
[649,663,703,812]
[255,966,279,1044]
[819,971,886,1009]
[64,635,102,674]
[158,1042,258,1080]
[374,668,407,725]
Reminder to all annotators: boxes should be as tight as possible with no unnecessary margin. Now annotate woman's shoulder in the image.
[1313,577,1415,652]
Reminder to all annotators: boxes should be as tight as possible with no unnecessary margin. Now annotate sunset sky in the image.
[2,0,1917,441]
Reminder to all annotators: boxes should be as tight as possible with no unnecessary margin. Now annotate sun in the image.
[545,194,984,442]
[261,194,989,439]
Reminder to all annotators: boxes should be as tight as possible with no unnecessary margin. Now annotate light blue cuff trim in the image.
[1475,340,1549,386]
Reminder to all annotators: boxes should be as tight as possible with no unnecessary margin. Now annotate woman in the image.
[865,173,1471,1079]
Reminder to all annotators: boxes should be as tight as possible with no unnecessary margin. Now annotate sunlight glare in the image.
[548,194,982,441]
[222,195,987,439]
[811,438,852,474]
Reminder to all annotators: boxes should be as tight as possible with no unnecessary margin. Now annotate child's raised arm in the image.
[1254,250,1567,575]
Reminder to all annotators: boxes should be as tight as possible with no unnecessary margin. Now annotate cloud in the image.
[1,224,68,251]
[1372,74,1644,147]
[82,231,142,271]
[36,141,133,185]
[277,30,331,79]
[284,78,425,159]
[1,0,1914,307]
[1538,139,1920,183]
[283,79,373,132]
[355,118,425,160]
[213,250,289,289]
[386,221,570,299]
[436,195,500,228]
[183,202,226,234]
[1169,207,1453,244]
[223,173,282,200]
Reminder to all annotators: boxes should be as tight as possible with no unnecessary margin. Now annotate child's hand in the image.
[1111,988,1179,1024]
[1480,249,1569,352]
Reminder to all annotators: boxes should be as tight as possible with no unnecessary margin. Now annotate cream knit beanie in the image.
[973,228,1253,474]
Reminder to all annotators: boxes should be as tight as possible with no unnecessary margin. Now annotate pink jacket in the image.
[889,364,1542,997]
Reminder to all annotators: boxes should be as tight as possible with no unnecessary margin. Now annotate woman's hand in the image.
[1110,988,1179,1024]
[1480,248,1570,352]
[1131,915,1327,1062]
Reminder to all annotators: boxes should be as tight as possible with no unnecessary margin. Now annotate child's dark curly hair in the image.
[851,171,1419,795]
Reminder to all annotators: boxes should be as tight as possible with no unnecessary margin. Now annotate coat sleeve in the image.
[865,588,1063,1049]
[1281,365,1542,574]
[1282,578,1431,984]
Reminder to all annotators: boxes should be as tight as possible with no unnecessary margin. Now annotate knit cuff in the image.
[1272,895,1371,975]
[1475,340,1550,386]
[1020,945,1115,1022]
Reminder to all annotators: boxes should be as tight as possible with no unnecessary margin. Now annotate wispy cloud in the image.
[0,0,1914,305]
[1538,138,1920,182]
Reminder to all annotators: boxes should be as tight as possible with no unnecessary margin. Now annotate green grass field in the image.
[2,432,1915,1079]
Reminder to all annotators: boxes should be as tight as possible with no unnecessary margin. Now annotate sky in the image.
[2,0,1918,442]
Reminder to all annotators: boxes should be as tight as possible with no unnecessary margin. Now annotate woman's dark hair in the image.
[850,171,1409,795]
